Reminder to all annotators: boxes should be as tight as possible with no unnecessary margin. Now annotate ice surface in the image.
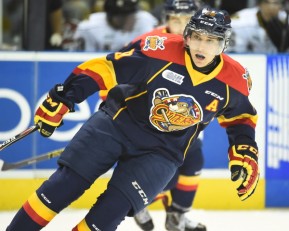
[1,208,289,230]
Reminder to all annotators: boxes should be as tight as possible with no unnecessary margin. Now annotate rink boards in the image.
[0,52,288,209]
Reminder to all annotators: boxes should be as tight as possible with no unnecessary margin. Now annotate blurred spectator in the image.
[202,0,257,15]
[227,0,289,53]
[2,0,64,50]
[1,0,23,50]
[91,0,153,12]
[63,0,91,21]
[93,0,105,12]
[61,0,91,50]
[70,0,158,51]
[46,0,64,50]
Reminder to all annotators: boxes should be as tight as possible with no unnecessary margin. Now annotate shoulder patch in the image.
[143,36,167,51]
[138,32,185,65]
[242,68,252,92]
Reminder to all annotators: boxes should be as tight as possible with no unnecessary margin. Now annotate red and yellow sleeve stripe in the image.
[217,113,258,129]
[73,57,118,91]
[23,192,57,227]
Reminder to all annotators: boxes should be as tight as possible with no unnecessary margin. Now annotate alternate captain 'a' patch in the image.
[143,36,167,51]
[150,88,203,132]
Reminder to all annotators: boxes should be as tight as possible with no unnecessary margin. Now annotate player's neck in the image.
[187,49,221,74]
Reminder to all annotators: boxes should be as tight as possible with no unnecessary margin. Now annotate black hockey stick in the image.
[0,124,40,151]
[0,148,64,171]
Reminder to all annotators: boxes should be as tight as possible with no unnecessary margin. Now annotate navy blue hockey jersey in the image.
[63,32,258,166]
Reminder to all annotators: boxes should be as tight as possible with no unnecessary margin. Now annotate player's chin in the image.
[192,54,210,68]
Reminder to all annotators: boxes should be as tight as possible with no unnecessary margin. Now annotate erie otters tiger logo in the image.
[150,88,203,132]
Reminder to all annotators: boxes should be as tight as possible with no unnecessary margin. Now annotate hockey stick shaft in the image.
[0,148,64,171]
[0,124,39,151]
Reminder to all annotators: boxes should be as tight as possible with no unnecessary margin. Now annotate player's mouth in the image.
[195,54,205,60]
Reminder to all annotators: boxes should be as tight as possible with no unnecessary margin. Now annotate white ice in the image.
[1,208,289,231]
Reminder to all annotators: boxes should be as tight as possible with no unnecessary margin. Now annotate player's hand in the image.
[34,84,74,137]
[228,143,259,201]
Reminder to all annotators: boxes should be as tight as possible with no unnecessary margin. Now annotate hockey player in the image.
[133,1,206,231]
[227,0,289,53]
[7,7,260,231]
[71,0,158,51]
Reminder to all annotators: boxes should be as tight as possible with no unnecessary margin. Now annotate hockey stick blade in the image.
[0,124,40,151]
[0,148,64,171]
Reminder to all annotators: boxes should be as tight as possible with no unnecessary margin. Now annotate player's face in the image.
[186,31,224,67]
[167,14,192,35]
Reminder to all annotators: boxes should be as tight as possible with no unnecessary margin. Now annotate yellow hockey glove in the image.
[34,84,74,137]
[228,144,259,201]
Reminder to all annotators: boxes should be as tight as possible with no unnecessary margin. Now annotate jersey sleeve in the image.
[62,40,150,104]
[216,87,258,146]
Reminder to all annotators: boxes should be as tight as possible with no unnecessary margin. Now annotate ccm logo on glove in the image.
[228,144,259,201]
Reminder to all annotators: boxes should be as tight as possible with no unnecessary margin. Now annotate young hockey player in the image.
[133,1,206,231]
[7,6,259,231]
